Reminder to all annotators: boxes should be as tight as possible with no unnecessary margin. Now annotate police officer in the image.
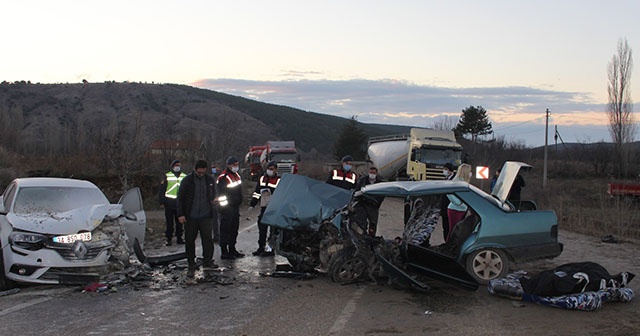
[217,156,245,260]
[327,155,358,190]
[158,159,185,246]
[249,161,280,256]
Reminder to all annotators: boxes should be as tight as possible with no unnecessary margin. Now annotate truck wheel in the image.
[328,248,367,283]
[465,248,509,285]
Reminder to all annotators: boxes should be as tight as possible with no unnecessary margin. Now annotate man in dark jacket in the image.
[177,160,217,273]
[355,166,383,236]
[217,156,245,260]
[158,159,185,246]
[249,161,280,256]
[439,162,456,241]
[327,155,358,190]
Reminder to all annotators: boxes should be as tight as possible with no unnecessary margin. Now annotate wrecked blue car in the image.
[262,162,563,289]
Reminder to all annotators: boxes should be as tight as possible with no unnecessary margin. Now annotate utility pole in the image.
[543,108,549,188]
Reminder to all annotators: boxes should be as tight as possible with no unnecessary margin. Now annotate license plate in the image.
[53,232,92,244]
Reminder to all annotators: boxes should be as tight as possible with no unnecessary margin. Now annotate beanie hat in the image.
[195,160,208,169]
[267,161,277,168]
[170,159,180,168]
[226,156,239,165]
[341,155,354,163]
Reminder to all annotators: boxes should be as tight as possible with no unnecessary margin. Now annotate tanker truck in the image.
[244,145,266,181]
[367,128,463,181]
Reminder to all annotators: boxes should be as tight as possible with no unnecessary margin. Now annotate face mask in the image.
[173,166,181,173]
[343,164,352,172]
[443,170,449,177]
[369,173,377,180]
[231,166,239,173]
[266,169,275,177]
[211,168,217,174]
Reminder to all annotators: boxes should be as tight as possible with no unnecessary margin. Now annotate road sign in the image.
[476,166,489,180]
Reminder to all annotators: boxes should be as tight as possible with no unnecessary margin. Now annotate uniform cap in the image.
[341,155,354,162]
[226,156,239,165]
[267,161,277,168]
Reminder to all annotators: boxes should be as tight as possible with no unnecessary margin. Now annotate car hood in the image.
[261,174,352,231]
[7,204,123,235]
[491,161,532,202]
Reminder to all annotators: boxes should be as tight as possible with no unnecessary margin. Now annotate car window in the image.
[13,186,109,214]
[3,182,17,211]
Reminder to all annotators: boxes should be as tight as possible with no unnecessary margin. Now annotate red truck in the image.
[607,182,640,197]
[244,145,266,181]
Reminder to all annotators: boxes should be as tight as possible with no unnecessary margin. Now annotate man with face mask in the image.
[249,161,280,256]
[176,160,218,275]
[217,156,245,260]
[355,166,384,236]
[327,155,358,190]
[158,159,185,246]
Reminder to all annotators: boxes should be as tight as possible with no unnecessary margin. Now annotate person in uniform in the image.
[217,156,245,260]
[249,161,280,256]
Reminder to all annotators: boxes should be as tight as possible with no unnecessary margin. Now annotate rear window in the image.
[13,186,109,214]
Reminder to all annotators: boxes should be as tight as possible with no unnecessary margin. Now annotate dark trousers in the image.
[212,208,220,241]
[257,207,271,248]
[164,206,183,239]
[184,217,214,266]
[355,203,380,236]
[219,206,240,247]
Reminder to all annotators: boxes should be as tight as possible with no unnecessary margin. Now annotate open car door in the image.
[118,187,146,250]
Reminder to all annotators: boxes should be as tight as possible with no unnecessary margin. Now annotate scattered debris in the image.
[601,234,621,244]
[0,288,21,297]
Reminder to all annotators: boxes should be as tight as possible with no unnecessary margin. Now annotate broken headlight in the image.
[9,231,47,250]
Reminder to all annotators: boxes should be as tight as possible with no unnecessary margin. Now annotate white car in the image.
[0,177,146,289]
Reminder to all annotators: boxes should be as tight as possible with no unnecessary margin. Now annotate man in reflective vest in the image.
[217,156,245,260]
[249,161,280,256]
[158,159,185,246]
[327,155,358,190]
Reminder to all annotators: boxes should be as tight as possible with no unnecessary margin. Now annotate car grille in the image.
[45,240,113,261]
[39,266,107,283]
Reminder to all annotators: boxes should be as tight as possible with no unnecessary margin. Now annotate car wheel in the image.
[328,248,368,283]
[465,248,509,285]
[0,249,14,291]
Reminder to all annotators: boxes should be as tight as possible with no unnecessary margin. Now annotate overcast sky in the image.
[3,0,639,146]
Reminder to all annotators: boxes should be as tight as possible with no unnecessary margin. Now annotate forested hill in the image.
[0,81,410,167]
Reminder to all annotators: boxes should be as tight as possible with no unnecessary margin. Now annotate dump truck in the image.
[260,141,299,175]
[367,128,463,181]
[244,145,266,180]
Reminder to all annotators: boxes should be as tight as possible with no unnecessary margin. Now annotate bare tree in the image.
[431,116,457,131]
[607,37,635,177]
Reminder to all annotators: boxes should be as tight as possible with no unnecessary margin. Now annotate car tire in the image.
[465,248,509,285]
[0,249,14,291]
[328,248,368,283]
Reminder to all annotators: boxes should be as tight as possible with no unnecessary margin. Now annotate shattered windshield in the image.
[13,187,109,214]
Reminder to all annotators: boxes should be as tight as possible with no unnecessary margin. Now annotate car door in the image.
[118,187,146,250]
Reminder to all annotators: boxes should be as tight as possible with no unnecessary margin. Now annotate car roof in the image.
[361,180,471,197]
[13,177,98,189]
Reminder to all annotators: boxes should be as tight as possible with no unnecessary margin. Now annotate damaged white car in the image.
[0,177,146,289]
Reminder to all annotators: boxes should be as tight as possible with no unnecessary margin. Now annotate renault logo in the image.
[73,241,88,259]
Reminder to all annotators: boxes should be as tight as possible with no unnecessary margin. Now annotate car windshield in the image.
[415,147,462,166]
[13,186,109,214]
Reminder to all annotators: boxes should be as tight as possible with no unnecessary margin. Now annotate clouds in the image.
[192,78,611,146]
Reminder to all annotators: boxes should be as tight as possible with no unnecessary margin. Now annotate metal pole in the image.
[543,108,549,188]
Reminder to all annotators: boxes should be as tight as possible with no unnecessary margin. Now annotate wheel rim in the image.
[335,257,366,282]
[471,250,504,280]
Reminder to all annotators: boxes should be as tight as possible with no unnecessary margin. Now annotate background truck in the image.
[607,182,640,197]
[244,145,266,180]
[367,128,463,181]
[260,141,300,175]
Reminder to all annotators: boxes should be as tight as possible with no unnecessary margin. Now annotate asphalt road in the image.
[0,200,638,335]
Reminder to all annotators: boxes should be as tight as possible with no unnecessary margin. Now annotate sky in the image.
[3,0,640,147]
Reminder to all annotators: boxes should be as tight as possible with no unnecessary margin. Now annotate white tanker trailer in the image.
[367,128,463,181]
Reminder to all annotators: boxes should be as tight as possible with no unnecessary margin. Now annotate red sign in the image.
[476,166,489,180]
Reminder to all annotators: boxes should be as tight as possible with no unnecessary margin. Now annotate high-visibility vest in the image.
[164,172,184,199]
[217,171,242,207]
[331,169,357,185]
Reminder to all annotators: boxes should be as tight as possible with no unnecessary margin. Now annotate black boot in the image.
[165,238,172,246]
[220,245,235,260]
[230,245,245,258]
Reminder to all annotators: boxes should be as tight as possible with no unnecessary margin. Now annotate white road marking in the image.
[328,286,366,335]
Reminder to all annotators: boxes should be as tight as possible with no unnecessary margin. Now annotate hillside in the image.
[0,81,410,171]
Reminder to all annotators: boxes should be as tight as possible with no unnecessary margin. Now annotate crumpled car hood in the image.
[261,174,352,231]
[7,204,123,235]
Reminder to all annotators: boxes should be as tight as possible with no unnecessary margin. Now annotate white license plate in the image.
[53,232,92,244]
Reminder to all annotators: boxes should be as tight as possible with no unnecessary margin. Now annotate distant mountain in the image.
[0,82,411,165]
